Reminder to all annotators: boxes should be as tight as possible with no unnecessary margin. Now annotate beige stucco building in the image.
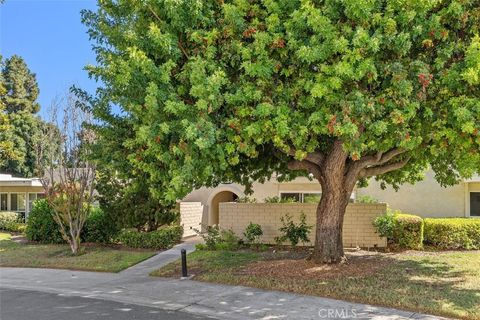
[0,174,44,220]
[183,170,480,226]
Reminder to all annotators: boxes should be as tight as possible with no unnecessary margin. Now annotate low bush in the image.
[0,211,26,232]
[193,224,221,250]
[264,196,296,203]
[355,195,379,204]
[275,212,312,246]
[374,211,423,249]
[243,222,263,244]
[116,225,183,249]
[393,213,424,249]
[235,196,257,203]
[194,224,241,250]
[424,218,480,250]
[25,199,64,243]
[215,229,241,251]
[82,207,119,243]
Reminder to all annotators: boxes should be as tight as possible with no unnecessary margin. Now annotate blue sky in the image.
[1,0,98,119]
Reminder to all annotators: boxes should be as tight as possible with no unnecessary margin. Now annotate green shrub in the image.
[424,218,480,250]
[356,195,379,204]
[373,210,396,239]
[235,196,257,203]
[264,196,296,203]
[0,211,26,232]
[393,213,424,249]
[243,222,263,244]
[82,207,119,243]
[25,199,64,243]
[275,212,312,246]
[116,225,183,249]
[373,211,423,249]
[193,224,221,250]
[193,224,241,251]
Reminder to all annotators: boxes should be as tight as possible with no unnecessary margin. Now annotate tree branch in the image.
[358,148,406,168]
[305,152,324,165]
[359,156,411,178]
[287,160,322,181]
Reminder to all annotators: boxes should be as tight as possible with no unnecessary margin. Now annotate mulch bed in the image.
[237,249,394,280]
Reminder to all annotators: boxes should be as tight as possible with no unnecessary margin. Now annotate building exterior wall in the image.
[219,203,387,248]
[182,171,476,219]
[179,202,205,237]
[357,170,466,217]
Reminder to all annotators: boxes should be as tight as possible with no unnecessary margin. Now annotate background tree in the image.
[37,94,96,255]
[0,73,20,165]
[0,55,46,177]
[83,0,480,263]
[78,88,179,232]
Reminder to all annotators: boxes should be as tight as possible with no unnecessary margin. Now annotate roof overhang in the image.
[465,175,480,183]
[0,174,43,187]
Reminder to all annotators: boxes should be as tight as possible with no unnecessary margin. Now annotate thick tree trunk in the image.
[312,184,351,263]
[288,141,410,264]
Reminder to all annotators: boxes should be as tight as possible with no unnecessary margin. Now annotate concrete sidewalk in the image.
[119,237,198,277]
[0,265,446,320]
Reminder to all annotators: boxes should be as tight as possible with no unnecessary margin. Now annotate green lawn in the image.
[0,232,155,272]
[152,249,480,320]
[0,232,11,241]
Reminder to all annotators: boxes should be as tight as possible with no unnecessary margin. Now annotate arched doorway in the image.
[207,186,243,226]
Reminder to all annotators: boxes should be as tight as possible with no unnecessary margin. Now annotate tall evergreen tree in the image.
[0,55,45,177]
[0,75,20,166]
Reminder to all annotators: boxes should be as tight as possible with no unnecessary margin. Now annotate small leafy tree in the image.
[275,213,312,247]
[36,94,96,255]
[244,222,263,245]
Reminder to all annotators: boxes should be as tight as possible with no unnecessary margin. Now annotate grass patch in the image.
[0,232,155,272]
[152,249,480,320]
[0,232,12,241]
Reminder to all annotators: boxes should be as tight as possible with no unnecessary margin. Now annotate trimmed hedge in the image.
[374,211,423,249]
[424,218,480,250]
[0,211,26,233]
[393,213,424,250]
[116,225,183,249]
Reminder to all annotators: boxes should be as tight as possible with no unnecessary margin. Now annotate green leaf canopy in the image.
[83,0,480,201]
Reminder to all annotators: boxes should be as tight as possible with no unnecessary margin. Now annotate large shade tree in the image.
[83,0,480,263]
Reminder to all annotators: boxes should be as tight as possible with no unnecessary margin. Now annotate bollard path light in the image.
[181,248,188,278]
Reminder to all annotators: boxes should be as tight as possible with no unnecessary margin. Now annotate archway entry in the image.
[208,190,240,226]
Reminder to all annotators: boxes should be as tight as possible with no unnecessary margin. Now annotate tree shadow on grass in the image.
[352,253,480,318]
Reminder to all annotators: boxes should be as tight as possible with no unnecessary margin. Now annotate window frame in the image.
[279,191,355,203]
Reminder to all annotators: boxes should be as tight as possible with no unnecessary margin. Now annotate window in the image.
[0,194,7,211]
[303,193,322,203]
[280,192,321,203]
[10,193,26,212]
[471,192,480,217]
[280,193,301,202]
[28,193,37,212]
